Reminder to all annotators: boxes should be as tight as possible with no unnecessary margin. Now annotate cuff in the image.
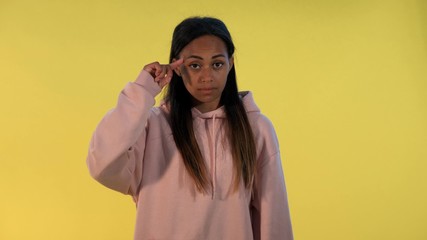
[134,69,162,97]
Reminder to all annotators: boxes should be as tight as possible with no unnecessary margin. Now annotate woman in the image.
[87,16,293,240]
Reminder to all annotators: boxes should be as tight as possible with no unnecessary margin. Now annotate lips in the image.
[198,87,216,93]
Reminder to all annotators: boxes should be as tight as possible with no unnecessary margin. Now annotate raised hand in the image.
[143,59,184,88]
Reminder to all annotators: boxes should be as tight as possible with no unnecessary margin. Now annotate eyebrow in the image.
[186,54,227,60]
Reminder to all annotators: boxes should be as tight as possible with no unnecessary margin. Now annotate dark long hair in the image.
[165,17,256,193]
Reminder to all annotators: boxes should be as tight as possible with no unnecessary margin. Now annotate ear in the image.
[172,58,182,77]
[228,56,234,72]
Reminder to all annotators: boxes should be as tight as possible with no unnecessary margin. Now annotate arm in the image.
[86,59,183,196]
[251,119,294,240]
[86,69,161,195]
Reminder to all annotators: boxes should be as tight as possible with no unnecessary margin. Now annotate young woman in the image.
[87,17,293,240]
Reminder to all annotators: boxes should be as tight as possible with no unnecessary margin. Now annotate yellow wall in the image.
[1,0,426,239]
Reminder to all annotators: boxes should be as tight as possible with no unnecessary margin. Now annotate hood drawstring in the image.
[210,114,217,199]
[194,108,223,200]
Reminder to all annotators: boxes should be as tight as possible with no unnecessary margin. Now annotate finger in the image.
[155,65,164,80]
[158,66,174,87]
[153,65,163,80]
[169,58,184,70]
[143,62,160,78]
[158,78,169,89]
[165,66,173,81]
[157,66,170,81]
[159,72,174,88]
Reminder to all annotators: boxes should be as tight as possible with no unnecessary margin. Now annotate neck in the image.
[193,101,221,113]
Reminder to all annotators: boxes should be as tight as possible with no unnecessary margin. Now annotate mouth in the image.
[198,87,216,94]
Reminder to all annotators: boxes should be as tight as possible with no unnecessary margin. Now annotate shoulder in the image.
[248,112,277,141]
[144,106,173,141]
[147,105,169,123]
[146,103,172,129]
[240,92,281,158]
[240,91,277,139]
[248,114,282,168]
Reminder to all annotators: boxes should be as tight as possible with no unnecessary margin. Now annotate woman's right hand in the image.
[143,59,184,88]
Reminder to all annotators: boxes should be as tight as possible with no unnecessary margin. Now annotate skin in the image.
[143,35,234,113]
[175,35,234,113]
[143,58,183,89]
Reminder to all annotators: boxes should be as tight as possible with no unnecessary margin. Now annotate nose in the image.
[200,67,213,82]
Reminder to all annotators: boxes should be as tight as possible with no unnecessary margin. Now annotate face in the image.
[174,35,234,113]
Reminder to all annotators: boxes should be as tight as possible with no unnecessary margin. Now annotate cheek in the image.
[180,66,194,85]
[217,71,229,84]
[180,65,189,76]
[181,69,195,93]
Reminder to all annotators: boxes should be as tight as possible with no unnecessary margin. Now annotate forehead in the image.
[180,35,228,57]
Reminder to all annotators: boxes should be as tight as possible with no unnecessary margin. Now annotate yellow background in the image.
[1,0,426,239]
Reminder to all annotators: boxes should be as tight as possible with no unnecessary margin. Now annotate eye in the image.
[189,63,201,69]
[213,62,224,69]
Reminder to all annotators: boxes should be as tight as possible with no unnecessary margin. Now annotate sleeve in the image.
[251,119,294,240]
[86,70,162,196]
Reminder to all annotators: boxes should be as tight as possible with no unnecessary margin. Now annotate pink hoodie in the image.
[87,70,293,240]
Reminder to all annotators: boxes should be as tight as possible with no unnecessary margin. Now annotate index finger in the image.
[169,58,184,70]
